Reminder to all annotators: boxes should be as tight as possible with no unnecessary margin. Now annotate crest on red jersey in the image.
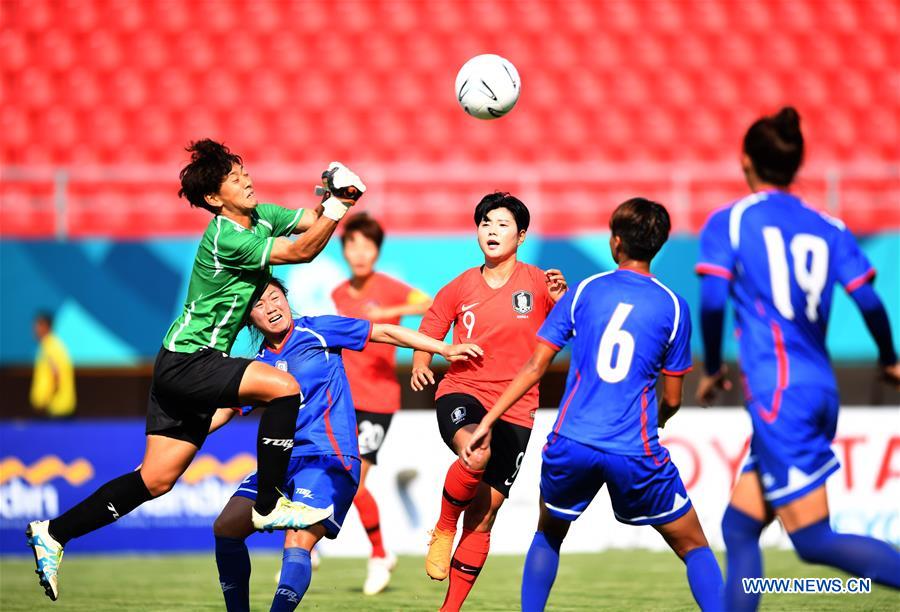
[512,290,533,314]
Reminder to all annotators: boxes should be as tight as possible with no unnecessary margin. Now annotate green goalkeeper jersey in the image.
[162,204,305,354]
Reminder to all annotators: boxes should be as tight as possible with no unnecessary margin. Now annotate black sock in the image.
[254,394,302,514]
[48,470,153,545]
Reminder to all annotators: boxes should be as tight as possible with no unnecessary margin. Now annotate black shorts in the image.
[355,410,394,465]
[146,347,253,447]
[436,393,531,497]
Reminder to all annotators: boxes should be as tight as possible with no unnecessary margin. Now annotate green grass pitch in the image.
[2,550,898,610]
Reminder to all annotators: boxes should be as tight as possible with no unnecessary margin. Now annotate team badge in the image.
[275,360,288,372]
[451,406,467,424]
[512,290,533,314]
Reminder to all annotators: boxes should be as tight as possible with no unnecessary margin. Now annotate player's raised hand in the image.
[883,363,900,390]
[410,364,436,391]
[322,161,366,204]
[695,365,733,407]
[442,342,483,362]
[316,162,366,221]
[545,269,568,302]
[461,421,493,467]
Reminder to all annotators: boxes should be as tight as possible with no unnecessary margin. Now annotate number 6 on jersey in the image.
[596,303,635,383]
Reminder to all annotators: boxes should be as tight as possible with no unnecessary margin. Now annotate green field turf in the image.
[1,550,897,610]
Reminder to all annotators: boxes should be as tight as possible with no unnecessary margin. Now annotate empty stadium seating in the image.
[1,0,897,236]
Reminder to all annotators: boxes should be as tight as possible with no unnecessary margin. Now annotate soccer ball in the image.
[455,54,521,120]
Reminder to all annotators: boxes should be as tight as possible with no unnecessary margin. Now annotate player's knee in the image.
[213,513,242,539]
[270,373,301,399]
[673,539,709,560]
[538,514,570,543]
[464,511,497,532]
[212,514,230,538]
[721,508,738,544]
[789,522,831,565]
[791,536,826,565]
[465,447,491,471]
[142,473,176,497]
[721,505,764,546]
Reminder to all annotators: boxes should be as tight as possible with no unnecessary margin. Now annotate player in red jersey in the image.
[412,192,567,611]
[331,213,432,595]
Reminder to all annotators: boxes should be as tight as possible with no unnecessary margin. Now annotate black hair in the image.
[34,311,53,327]
[473,192,530,232]
[743,106,804,187]
[341,213,385,249]
[609,198,671,262]
[178,139,243,212]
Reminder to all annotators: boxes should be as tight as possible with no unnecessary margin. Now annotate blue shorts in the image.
[234,454,361,539]
[742,386,840,508]
[540,435,692,526]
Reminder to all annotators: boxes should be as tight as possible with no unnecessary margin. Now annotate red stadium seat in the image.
[1,0,896,236]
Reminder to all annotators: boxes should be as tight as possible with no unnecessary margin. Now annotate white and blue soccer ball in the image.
[454,54,521,120]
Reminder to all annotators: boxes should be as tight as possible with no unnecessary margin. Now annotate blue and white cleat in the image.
[26,520,63,601]
[251,497,334,532]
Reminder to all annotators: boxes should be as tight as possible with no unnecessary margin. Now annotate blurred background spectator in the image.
[29,311,76,418]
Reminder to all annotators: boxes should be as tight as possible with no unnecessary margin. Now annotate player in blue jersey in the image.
[208,278,481,611]
[695,107,900,610]
[465,198,723,611]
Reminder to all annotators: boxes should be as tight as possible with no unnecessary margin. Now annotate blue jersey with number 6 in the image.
[538,269,692,458]
[696,190,874,394]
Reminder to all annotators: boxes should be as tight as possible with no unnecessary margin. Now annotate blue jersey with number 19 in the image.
[696,190,875,395]
[538,269,692,458]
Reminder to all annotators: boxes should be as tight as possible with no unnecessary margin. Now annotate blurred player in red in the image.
[331,213,433,595]
[412,192,567,611]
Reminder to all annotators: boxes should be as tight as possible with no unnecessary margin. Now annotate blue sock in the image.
[215,536,251,612]
[721,505,765,611]
[790,517,900,588]
[271,547,312,611]
[684,546,724,612]
[521,531,563,612]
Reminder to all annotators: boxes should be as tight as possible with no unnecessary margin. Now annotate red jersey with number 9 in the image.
[418,261,555,429]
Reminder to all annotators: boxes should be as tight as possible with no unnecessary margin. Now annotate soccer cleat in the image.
[252,497,334,532]
[425,528,456,580]
[26,520,64,601]
[363,551,397,595]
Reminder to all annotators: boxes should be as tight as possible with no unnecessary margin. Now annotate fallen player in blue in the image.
[466,198,723,611]
[209,278,482,611]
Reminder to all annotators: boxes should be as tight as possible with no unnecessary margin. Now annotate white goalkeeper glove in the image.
[319,162,366,221]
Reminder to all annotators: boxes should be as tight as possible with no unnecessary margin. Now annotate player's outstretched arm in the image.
[462,343,558,464]
[847,282,900,388]
[370,323,482,362]
[269,162,366,265]
[696,274,733,405]
[658,374,685,428]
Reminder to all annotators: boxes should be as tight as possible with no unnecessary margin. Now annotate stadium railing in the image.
[2,161,898,238]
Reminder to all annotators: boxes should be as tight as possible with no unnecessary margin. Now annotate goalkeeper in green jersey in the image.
[26,140,366,602]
